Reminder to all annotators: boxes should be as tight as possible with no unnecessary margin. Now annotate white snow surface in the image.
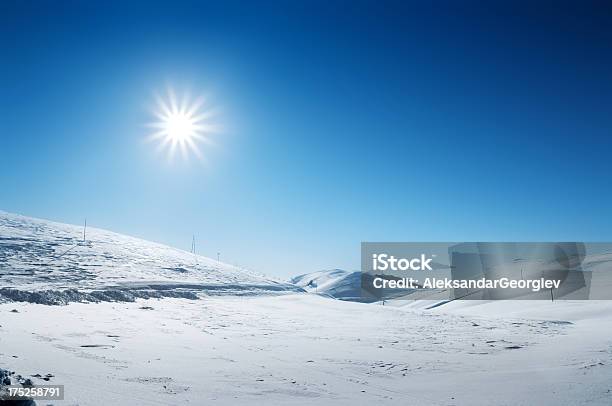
[1,296,611,405]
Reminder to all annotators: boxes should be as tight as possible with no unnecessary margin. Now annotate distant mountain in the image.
[0,211,301,304]
[291,269,350,292]
[290,269,371,302]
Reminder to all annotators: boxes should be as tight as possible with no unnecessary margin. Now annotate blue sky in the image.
[2,1,612,277]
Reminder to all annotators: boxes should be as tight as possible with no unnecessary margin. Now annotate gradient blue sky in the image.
[2,1,612,278]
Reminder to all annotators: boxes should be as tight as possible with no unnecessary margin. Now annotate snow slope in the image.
[0,211,300,304]
[291,269,350,293]
[291,269,372,301]
[291,269,350,291]
[292,268,438,303]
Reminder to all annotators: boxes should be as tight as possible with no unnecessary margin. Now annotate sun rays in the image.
[147,87,220,162]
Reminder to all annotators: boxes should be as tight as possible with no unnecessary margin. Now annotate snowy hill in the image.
[290,269,370,301]
[0,211,301,304]
[290,269,350,292]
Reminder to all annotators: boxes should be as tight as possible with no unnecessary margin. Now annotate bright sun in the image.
[147,87,219,161]
[165,113,196,141]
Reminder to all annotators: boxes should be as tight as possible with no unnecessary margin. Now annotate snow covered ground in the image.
[2,296,612,405]
[1,212,612,405]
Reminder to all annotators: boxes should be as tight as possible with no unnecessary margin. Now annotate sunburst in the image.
[147,87,219,161]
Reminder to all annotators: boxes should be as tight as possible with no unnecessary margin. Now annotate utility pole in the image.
[217,252,220,262]
[83,218,87,242]
[191,235,196,254]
